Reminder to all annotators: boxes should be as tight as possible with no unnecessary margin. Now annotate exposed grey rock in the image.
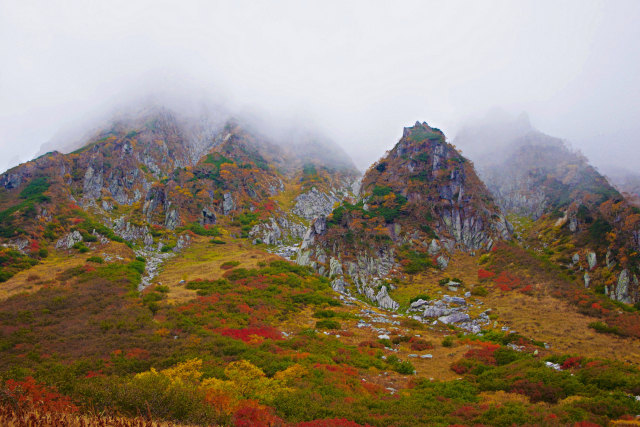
[55,231,83,249]
[428,239,441,256]
[572,253,580,265]
[174,233,191,252]
[249,218,282,245]
[101,200,113,212]
[331,277,348,293]
[164,209,180,230]
[299,215,327,250]
[292,187,340,220]
[83,166,103,199]
[606,250,616,269]
[135,247,175,290]
[443,295,466,305]
[614,269,633,304]
[114,216,149,242]
[439,312,470,324]
[376,286,399,311]
[0,172,23,189]
[143,233,154,247]
[437,255,449,269]
[423,305,450,318]
[569,214,578,233]
[410,299,429,310]
[201,207,217,225]
[223,192,235,215]
[587,251,597,270]
[584,272,590,288]
[329,257,343,277]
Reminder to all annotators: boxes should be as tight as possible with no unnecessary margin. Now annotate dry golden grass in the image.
[485,290,640,364]
[0,406,195,426]
[392,251,640,366]
[277,297,469,385]
[0,241,134,301]
[155,237,281,304]
[478,390,531,405]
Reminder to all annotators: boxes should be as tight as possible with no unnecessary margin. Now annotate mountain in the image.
[456,115,640,304]
[4,109,640,426]
[297,122,511,310]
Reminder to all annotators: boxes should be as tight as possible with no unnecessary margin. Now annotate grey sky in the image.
[1,0,639,172]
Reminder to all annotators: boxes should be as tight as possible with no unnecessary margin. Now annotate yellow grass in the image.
[277,297,470,384]
[155,237,281,304]
[0,241,134,301]
[0,406,195,426]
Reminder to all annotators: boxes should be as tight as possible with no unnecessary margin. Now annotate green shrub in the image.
[313,310,337,318]
[87,256,104,264]
[220,261,240,269]
[471,286,489,297]
[315,319,340,330]
[442,336,454,347]
[589,321,624,336]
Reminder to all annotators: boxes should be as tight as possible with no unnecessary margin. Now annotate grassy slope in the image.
[3,229,640,425]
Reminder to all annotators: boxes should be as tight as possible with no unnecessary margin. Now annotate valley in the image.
[1,111,640,426]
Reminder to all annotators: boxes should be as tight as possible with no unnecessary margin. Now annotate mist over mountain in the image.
[4,2,640,426]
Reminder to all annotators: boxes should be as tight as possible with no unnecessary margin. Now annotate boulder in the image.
[164,209,180,230]
[615,269,632,304]
[331,277,348,293]
[436,255,449,269]
[427,239,441,256]
[438,312,470,325]
[587,251,597,270]
[584,272,590,288]
[223,192,235,215]
[376,286,399,311]
[329,257,343,277]
[55,231,83,249]
[201,207,217,225]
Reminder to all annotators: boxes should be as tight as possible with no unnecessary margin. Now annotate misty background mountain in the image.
[2,1,640,175]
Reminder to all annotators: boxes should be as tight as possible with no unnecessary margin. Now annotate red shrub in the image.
[233,400,282,427]
[4,377,78,413]
[297,419,371,427]
[511,379,562,403]
[358,340,384,349]
[219,326,283,343]
[561,357,583,370]
[409,337,433,351]
[125,348,150,359]
[478,269,495,280]
[450,363,470,375]
[464,345,498,365]
[451,404,480,420]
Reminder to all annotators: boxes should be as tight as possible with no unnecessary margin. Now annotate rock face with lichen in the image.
[297,122,511,310]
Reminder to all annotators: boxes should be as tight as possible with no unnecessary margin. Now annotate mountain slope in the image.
[456,116,640,304]
[297,122,511,309]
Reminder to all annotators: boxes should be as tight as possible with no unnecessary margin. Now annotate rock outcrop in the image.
[296,122,510,310]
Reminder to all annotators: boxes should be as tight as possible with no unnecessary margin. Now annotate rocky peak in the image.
[296,122,511,310]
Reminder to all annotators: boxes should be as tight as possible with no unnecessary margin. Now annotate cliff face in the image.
[297,122,511,309]
[0,107,359,273]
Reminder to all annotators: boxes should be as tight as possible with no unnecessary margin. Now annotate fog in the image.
[1,0,639,173]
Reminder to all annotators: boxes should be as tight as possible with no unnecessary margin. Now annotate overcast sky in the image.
[1,0,639,172]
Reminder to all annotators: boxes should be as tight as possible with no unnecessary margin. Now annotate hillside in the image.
[3,113,640,426]
[457,117,640,306]
[297,122,511,310]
